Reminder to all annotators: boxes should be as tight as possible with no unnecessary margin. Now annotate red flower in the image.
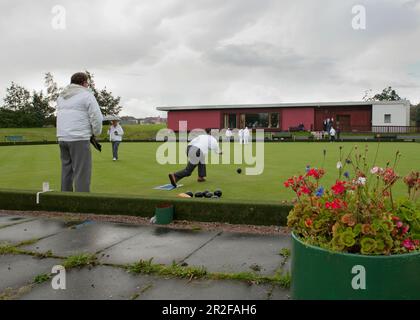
[325,198,347,210]
[331,181,346,195]
[306,168,325,180]
[305,218,313,228]
[299,185,311,195]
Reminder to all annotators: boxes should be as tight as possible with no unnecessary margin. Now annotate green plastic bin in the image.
[291,232,420,300]
[155,204,174,225]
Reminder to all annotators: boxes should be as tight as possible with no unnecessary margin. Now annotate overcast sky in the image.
[0,0,419,118]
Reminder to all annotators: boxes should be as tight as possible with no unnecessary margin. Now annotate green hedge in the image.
[0,189,292,226]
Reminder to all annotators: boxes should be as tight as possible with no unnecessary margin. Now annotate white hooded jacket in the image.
[56,84,103,141]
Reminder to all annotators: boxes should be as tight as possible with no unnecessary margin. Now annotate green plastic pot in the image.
[291,232,420,300]
[155,204,174,225]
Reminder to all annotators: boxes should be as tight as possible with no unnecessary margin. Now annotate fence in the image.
[338,126,420,134]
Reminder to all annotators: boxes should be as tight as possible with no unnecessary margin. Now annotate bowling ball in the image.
[195,192,203,198]
[204,192,213,198]
[214,190,222,198]
[185,191,193,198]
[237,168,242,174]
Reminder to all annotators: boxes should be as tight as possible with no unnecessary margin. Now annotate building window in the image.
[269,113,279,128]
[224,114,237,128]
[244,113,269,128]
[384,114,391,124]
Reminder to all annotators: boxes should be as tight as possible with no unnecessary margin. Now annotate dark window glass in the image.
[245,113,269,128]
[270,113,279,128]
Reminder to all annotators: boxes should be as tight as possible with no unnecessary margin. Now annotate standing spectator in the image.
[225,128,232,142]
[336,125,341,141]
[329,126,336,142]
[56,72,103,192]
[238,128,244,144]
[243,127,250,144]
[108,120,124,161]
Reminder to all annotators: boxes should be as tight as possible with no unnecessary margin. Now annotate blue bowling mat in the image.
[153,184,183,190]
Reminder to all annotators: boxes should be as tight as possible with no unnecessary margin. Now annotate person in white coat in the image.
[56,72,103,192]
[225,128,232,142]
[243,127,250,144]
[329,126,336,142]
[108,120,124,160]
[238,128,244,144]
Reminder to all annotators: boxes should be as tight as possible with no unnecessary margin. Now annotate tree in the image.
[2,82,31,111]
[363,86,402,101]
[85,70,123,116]
[32,91,54,124]
[1,82,53,127]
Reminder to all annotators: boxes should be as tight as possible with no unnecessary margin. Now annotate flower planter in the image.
[291,232,420,300]
[155,204,174,225]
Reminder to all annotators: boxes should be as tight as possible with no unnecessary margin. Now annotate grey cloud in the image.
[0,0,420,118]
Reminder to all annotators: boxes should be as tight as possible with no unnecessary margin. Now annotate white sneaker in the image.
[113,158,117,161]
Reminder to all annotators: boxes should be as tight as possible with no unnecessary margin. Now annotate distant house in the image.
[138,116,167,125]
[120,116,138,125]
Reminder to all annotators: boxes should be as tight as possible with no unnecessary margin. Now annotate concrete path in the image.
[0,213,291,300]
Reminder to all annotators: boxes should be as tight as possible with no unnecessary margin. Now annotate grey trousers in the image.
[174,146,206,181]
[112,141,121,159]
[59,140,92,192]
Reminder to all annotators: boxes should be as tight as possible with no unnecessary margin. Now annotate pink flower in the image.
[402,238,418,251]
[370,167,380,174]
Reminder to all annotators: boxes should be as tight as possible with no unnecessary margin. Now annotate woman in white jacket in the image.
[108,120,124,160]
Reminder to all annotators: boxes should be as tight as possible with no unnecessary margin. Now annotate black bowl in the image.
[214,190,222,197]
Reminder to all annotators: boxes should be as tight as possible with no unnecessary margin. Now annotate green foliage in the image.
[0,82,54,128]
[2,82,31,111]
[278,248,291,258]
[0,243,22,255]
[364,86,402,101]
[127,259,207,279]
[62,253,98,269]
[33,273,51,284]
[127,259,290,288]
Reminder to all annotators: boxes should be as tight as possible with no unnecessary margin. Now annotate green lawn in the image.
[0,142,419,202]
[0,124,166,142]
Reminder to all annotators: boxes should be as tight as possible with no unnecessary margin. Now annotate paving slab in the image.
[184,232,291,275]
[0,219,68,244]
[21,221,145,257]
[268,285,291,300]
[99,226,220,265]
[136,277,280,300]
[0,215,35,228]
[20,265,154,300]
[0,255,61,293]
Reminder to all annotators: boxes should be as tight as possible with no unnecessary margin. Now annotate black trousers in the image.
[174,146,206,181]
